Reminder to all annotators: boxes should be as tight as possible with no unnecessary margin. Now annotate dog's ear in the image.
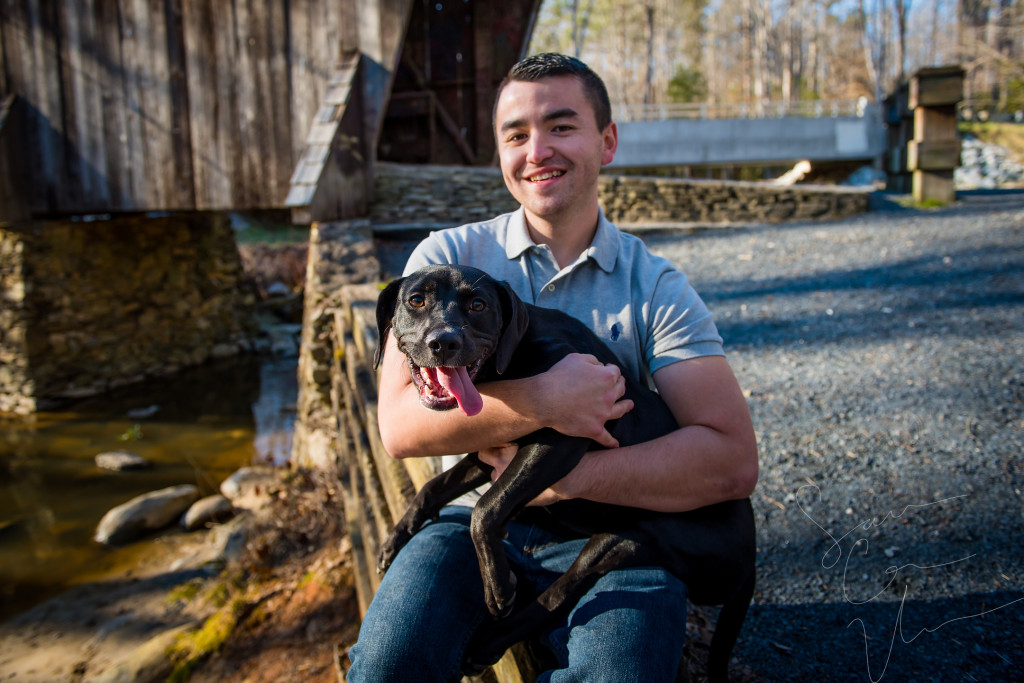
[493,279,529,374]
[373,277,404,368]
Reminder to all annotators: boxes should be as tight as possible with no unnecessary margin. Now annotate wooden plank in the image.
[0,95,31,221]
[93,0,132,210]
[907,139,961,172]
[163,0,197,208]
[19,0,64,212]
[913,169,955,204]
[59,0,113,210]
[118,0,155,207]
[288,0,319,164]
[185,0,240,209]
[338,338,394,541]
[913,106,958,142]
[473,1,494,164]
[344,477,375,618]
[233,0,263,208]
[909,67,964,109]
[265,0,293,205]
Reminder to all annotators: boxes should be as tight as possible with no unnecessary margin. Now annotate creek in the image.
[0,354,298,622]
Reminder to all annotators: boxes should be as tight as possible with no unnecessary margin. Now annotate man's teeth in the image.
[528,171,564,182]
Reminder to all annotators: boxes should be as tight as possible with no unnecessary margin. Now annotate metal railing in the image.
[612,98,874,122]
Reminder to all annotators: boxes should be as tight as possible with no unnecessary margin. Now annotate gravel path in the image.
[643,190,1024,682]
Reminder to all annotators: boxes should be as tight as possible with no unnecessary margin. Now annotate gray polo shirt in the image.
[404,207,725,497]
[404,206,724,387]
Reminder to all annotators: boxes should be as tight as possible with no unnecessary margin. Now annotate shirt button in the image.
[547,284,555,292]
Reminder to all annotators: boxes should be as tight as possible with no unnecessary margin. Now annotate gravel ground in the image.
[641,189,1024,682]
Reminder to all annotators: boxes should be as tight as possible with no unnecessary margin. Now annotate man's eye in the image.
[408,295,425,308]
[469,299,486,312]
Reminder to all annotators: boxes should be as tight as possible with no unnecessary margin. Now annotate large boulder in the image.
[94,485,200,545]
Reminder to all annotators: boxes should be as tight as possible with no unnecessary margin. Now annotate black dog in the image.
[374,264,756,681]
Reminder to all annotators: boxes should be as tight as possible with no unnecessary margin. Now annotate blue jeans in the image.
[347,506,688,682]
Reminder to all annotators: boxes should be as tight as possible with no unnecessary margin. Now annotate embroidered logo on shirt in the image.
[610,323,621,341]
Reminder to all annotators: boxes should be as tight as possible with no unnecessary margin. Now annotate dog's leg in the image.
[378,454,491,572]
[469,432,591,617]
[706,569,755,683]
[465,531,639,672]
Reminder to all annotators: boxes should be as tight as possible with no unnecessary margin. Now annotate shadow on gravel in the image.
[704,241,1024,348]
[737,589,1024,682]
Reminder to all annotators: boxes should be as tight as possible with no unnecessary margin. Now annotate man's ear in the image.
[493,280,529,374]
[373,277,404,368]
[601,121,618,166]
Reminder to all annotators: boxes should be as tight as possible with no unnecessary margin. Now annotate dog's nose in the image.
[426,331,462,361]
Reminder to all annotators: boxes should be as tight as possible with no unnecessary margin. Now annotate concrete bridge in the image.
[607,99,886,169]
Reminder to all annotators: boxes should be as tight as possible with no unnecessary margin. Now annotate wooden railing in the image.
[327,283,539,682]
[613,97,874,122]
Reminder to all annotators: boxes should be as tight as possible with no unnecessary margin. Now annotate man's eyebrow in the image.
[499,107,581,132]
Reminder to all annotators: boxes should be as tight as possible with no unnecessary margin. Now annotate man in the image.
[347,53,758,682]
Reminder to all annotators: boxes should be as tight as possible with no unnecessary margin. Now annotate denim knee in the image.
[540,566,689,682]
[347,510,487,683]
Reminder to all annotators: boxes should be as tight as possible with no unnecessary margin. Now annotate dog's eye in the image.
[469,298,486,312]
[408,295,425,308]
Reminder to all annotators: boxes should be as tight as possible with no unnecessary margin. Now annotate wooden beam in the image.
[400,52,477,164]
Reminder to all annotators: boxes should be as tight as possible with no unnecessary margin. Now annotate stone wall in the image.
[290,219,382,472]
[369,162,871,227]
[369,162,518,227]
[1,213,257,413]
[598,175,871,224]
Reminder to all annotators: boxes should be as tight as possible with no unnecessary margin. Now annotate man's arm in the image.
[377,332,634,459]
[480,355,759,513]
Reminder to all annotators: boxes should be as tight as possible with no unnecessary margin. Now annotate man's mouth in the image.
[409,359,484,416]
[526,170,564,182]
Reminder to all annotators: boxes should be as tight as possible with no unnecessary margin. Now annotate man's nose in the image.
[525,133,554,164]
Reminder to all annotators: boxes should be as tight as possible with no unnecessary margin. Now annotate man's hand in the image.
[478,442,568,507]
[535,353,633,448]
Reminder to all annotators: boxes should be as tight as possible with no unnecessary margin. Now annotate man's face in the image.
[494,75,617,227]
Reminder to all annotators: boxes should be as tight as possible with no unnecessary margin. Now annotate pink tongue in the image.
[436,366,483,416]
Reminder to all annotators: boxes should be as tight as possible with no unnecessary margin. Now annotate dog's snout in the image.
[426,330,462,360]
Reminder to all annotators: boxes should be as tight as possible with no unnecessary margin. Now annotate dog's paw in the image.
[483,570,517,618]
[377,531,408,573]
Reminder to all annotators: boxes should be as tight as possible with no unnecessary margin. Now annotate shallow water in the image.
[0,355,297,621]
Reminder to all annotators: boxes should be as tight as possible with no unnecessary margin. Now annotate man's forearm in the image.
[377,334,631,458]
[379,375,546,459]
[556,423,758,512]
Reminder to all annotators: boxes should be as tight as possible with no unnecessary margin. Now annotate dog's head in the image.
[374,265,529,415]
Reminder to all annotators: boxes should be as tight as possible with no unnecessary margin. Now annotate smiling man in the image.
[347,53,758,682]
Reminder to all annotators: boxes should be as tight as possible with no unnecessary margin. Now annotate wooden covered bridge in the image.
[0,0,540,222]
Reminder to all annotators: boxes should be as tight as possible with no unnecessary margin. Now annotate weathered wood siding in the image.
[0,0,364,215]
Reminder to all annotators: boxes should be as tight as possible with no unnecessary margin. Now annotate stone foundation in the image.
[0,213,257,413]
[369,162,871,227]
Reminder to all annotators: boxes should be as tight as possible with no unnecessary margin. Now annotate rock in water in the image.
[95,450,151,471]
[181,494,236,531]
[219,471,276,501]
[94,485,200,545]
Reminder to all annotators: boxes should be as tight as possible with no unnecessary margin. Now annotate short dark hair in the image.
[493,53,612,131]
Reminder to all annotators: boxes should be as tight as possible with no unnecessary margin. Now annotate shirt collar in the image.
[505,206,619,273]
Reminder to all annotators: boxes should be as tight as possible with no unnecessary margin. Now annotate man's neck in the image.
[524,205,600,270]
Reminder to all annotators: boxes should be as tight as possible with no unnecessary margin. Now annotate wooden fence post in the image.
[907,66,964,204]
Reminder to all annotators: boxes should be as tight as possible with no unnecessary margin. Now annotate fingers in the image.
[591,429,620,450]
[478,443,517,481]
